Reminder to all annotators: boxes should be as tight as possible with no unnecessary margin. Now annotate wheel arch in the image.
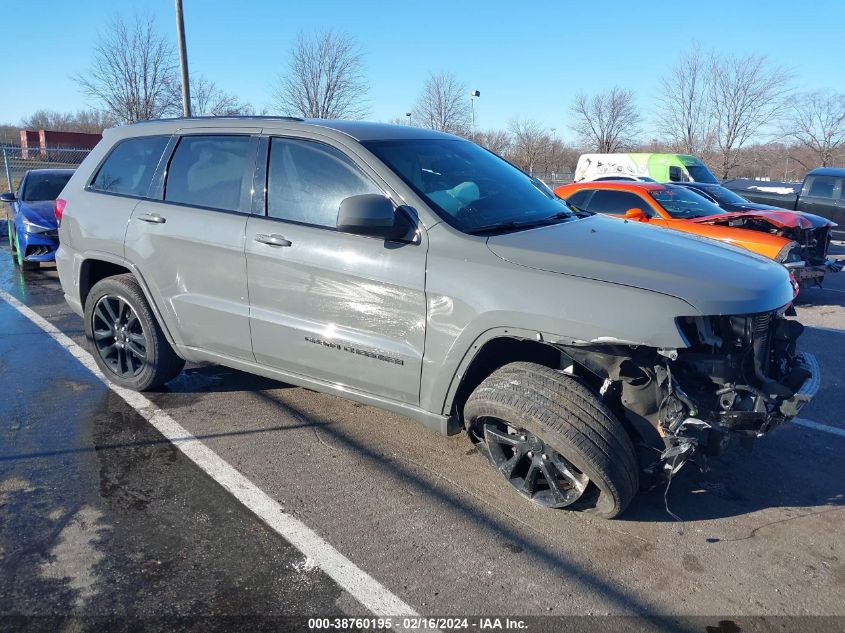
[445,334,582,422]
[78,255,179,348]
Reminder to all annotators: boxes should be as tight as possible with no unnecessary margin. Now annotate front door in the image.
[245,136,427,405]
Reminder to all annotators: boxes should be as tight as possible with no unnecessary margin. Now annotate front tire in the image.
[10,228,38,271]
[84,274,185,390]
[464,362,639,519]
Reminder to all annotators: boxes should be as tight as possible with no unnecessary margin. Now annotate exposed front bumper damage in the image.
[790,257,844,285]
[559,307,820,484]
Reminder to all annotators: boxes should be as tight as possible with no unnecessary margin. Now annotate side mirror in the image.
[0,192,15,203]
[625,208,648,222]
[337,194,407,240]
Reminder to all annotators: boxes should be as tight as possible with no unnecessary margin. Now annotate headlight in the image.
[22,216,52,234]
[775,241,804,266]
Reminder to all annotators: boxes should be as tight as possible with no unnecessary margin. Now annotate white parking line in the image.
[0,289,419,619]
[793,417,845,438]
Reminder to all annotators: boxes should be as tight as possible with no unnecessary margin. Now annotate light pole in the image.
[174,0,192,117]
[469,90,480,140]
[406,112,412,126]
[550,128,557,182]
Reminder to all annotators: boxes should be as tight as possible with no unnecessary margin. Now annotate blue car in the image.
[2,169,74,271]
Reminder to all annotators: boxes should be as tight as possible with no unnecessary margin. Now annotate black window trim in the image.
[85,134,173,201]
[256,133,419,243]
[151,132,259,216]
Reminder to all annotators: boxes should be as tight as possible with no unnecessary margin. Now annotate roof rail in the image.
[131,115,306,125]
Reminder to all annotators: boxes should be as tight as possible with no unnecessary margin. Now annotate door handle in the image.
[138,213,166,224]
[255,233,292,247]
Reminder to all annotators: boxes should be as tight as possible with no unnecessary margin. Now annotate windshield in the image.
[701,185,749,205]
[21,172,72,202]
[685,164,719,184]
[650,186,726,219]
[363,139,574,233]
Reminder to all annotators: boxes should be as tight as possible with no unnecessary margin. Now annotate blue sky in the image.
[3,0,843,141]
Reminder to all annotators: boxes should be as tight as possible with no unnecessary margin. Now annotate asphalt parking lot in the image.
[1,240,844,631]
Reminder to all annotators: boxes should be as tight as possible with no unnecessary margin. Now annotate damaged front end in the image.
[695,213,842,286]
[560,306,820,484]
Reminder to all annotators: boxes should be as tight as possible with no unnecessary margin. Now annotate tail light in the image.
[54,198,67,225]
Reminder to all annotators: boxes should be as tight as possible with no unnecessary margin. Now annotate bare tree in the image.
[508,119,550,176]
[569,87,640,153]
[476,129,512,156]
[274,30,368,119]
[75,15,180,124]
[708,53,793,179]
[655,44,711,154]
[414,72,470,135]
[21,109,115,133]
[780,89,845,167]
[191,76,254,116]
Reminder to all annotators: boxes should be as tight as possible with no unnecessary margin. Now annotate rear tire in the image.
[464,362,639,519]
[84,274,185,390]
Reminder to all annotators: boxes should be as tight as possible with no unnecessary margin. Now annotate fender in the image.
[73,249,182,351]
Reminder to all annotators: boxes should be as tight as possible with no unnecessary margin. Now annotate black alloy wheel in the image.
[92,294,148,378]
[482,419,589,508]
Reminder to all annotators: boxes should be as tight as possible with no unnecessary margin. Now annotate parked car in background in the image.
[554,181,819,285]
[673,181,841,286]
[2,169,74,271]
[54,118,818,519]
[575,153,719,184]
[592,175,657,182]
[723,167,845,238]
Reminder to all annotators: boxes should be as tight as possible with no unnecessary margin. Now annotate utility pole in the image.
[175,0,192,117]
[469,90,480,141]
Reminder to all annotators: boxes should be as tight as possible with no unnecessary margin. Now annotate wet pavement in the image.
[1,239,844,631]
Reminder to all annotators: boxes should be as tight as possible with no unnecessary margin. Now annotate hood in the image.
[19,201,58,229]
[486,214,794,316]
[724,203,835,228]
[689,210,812,229]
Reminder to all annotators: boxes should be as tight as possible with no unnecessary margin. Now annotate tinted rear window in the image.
[91,136,169,197]
[164,135,251,212]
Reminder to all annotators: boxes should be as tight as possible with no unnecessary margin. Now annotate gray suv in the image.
[55,118,819,518]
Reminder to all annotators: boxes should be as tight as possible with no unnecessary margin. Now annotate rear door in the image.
[124,131,259,360]
[245,134,427,405]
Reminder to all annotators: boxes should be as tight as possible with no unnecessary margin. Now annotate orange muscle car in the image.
[554,181,817,281]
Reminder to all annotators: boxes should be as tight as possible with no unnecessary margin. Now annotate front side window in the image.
[21,172,72,201]
[164,135,251,212]
[587,190,651,216]
[650,186,726,219]
[267,138,381,228]
[364,139,575,234]
[91,135,169,197]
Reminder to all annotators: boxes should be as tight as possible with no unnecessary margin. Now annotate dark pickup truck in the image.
[723,167,845,239]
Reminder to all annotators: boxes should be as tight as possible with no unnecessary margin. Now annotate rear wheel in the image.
[84,274,185,390]
[464,362,639,519]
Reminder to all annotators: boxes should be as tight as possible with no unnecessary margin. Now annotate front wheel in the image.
[10,227,38,271]
[84,274,185,391]
[464,362,639,519]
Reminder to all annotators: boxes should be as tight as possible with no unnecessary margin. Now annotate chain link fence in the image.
[1,145,91,194]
